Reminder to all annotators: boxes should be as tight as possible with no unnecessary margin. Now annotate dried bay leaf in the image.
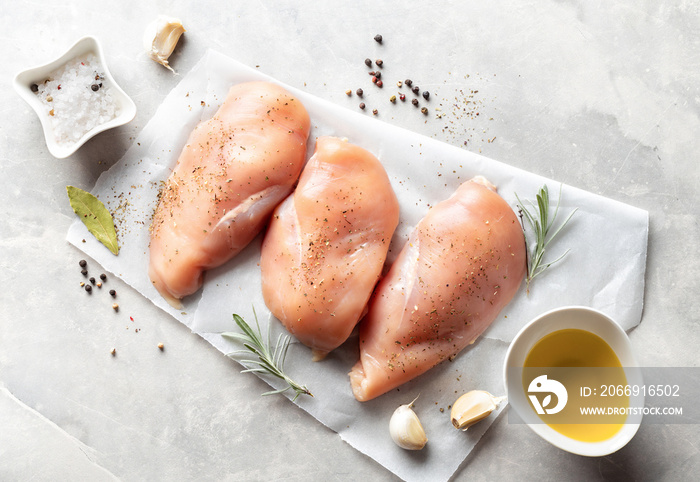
[66,186,119,255]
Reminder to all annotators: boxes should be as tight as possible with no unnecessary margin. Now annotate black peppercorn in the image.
[79,260,87,268]
[412,99,419,106]
[359,102,366,110]
[365,58,372,67]
[422,91,430,100]
[109,289,116,297]
[85,285,92,293]
[89,277,96,285]
[356,88,363,97]
[405,79,413,87]
[100,273,107,281]
[91,84,100,92]
[81,269,88,276]
[412,86,420,94]
[31,83,39,93]
[375,59,383,67]
[374,34,383,43]
[374,71,381,79]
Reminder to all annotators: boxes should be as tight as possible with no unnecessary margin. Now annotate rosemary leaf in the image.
[515,184,578,294]
[222,310,313,401]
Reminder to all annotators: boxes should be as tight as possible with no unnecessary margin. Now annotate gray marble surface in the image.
[2,1,699,480]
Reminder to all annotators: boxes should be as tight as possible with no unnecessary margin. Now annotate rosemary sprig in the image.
[515,184,578,294]
[222,310,313,401]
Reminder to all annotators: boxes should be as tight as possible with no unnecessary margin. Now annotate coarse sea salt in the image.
[33,53,120,145]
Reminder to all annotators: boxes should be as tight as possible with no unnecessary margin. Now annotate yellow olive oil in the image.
[523,329,627,442]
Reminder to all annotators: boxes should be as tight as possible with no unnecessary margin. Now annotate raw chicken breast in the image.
[261,136,400,360]
[149,81,310,307]
[350,177,526,401]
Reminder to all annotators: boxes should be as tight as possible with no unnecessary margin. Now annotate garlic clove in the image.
[450,390,506,431]
[143,16,186,73]
[389,396,428,450]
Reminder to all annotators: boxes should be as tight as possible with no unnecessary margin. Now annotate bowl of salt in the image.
[13,36,136,159]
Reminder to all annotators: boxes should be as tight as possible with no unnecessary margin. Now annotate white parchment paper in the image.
[67,50,648,482]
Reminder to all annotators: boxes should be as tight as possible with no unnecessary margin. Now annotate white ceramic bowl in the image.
[503,306,643,457]
[13,35,136,159]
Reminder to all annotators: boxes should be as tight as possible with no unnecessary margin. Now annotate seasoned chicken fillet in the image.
[261,137,400,360]
[350,177,526,401]
[149,81,310,307]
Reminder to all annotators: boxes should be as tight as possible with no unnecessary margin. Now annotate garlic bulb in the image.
[143,16,186,73]
[389,396,427,450]
[450,390,506,431]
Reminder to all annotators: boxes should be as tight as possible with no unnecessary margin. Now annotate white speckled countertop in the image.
[2,1,699,480]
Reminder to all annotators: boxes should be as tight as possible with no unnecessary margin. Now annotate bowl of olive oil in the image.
[503,306,643,456]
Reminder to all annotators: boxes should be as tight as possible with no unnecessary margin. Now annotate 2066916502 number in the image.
[600,384,680,397]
